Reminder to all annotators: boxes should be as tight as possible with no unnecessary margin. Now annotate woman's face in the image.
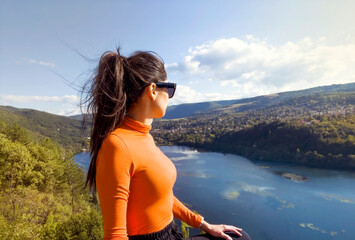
[153,80,170,118]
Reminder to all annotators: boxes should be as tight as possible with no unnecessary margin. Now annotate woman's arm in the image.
[173,196,243,240]
[96,134,134,240]
[172,196,204,228]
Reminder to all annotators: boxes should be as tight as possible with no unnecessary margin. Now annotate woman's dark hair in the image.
[81,48,167,190]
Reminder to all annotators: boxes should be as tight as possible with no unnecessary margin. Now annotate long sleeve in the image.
[96,117,184,237]
[96,134,134,240]
[173,196,203,229]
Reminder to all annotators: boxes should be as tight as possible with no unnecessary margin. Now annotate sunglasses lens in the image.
[168,88,174,98]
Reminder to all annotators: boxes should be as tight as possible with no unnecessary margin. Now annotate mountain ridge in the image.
[1,82,354,167]
[164,82,355,119]
[0,105,86,151]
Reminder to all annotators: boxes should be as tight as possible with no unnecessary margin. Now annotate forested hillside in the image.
[152,92,355,170]
[0,83,354,239]
[1,84,354,171]
[0,106,87,152]
[164,82,355,119]
[0,121,102,239]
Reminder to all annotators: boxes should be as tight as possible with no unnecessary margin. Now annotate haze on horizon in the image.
[1,0,355,116]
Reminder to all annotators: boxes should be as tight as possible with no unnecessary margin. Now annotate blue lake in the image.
[75,146,355,240]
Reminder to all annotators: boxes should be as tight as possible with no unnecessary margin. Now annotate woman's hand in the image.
[200,220,243,240]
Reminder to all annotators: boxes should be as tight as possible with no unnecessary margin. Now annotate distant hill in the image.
[152,87,355,170]
[163,100,236,119]
[164,82,355,119]
[1,82,354,158]
[69,114,84,120]
[0,106,87,151]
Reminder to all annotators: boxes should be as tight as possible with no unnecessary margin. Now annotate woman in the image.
[84,49,251,240]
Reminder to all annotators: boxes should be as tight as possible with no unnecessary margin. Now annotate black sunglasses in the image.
[155,82,177,98]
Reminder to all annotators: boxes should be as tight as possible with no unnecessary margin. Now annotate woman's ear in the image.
[145,83,157,100]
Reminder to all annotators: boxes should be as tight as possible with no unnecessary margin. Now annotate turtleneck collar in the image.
[122,116,151,134]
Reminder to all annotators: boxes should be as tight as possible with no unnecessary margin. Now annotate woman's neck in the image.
[125,114,153,126]
[126,96,156,126]
[125,107,153,126]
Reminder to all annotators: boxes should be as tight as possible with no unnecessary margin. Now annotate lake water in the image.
[75,146,355,240]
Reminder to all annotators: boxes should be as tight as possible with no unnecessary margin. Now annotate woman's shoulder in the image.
[102,127,150,154]
[101,130,128,150]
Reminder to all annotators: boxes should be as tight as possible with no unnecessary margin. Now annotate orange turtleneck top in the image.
[96,117,203,239]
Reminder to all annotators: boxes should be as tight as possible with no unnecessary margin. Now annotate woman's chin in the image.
[155,111,166,119]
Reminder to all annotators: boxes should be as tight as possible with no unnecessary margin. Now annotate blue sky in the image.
[1,0,355,115]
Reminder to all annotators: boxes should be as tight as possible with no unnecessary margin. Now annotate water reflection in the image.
[223,182,295,210]
[178,171,213,179]
[75,145,355,240]
[317,192,355,204]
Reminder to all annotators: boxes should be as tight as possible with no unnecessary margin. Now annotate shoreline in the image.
[155,143,355,172]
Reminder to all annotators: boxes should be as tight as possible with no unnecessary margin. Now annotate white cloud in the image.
[169,85,236,105]
[0,94,80,116]
[167,36,355,97]
[0,95,79,103]
[23,58,55,67]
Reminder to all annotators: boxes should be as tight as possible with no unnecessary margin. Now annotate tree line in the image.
[152,92,355,170]
[0,120,103,239]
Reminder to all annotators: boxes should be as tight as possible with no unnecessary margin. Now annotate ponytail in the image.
[82,48,166,190]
